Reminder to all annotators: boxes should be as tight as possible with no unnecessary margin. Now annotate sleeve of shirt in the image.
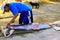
[9,5,19,15]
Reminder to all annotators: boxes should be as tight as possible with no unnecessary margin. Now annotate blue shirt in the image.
[9,2,32,15]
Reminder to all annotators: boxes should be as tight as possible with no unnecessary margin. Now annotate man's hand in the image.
[7,23,11,28]
[7,13,18,28]
[7,20,15,28]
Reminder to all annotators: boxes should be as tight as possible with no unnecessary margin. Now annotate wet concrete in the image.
[0,28,60,40]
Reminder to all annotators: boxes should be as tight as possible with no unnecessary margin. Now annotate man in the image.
[2,2,33,28]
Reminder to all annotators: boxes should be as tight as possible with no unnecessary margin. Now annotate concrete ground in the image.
[0,28,60,40]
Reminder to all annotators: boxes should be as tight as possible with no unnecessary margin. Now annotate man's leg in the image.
[19,11,33,25]
[19,14,23,24]
[30,10,33,23]
[19,11,29,25]
[23,11,29,24]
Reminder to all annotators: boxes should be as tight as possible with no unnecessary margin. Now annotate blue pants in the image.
[19,10,33,25]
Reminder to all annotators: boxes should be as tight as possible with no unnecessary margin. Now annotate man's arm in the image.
[7,13,18,27]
